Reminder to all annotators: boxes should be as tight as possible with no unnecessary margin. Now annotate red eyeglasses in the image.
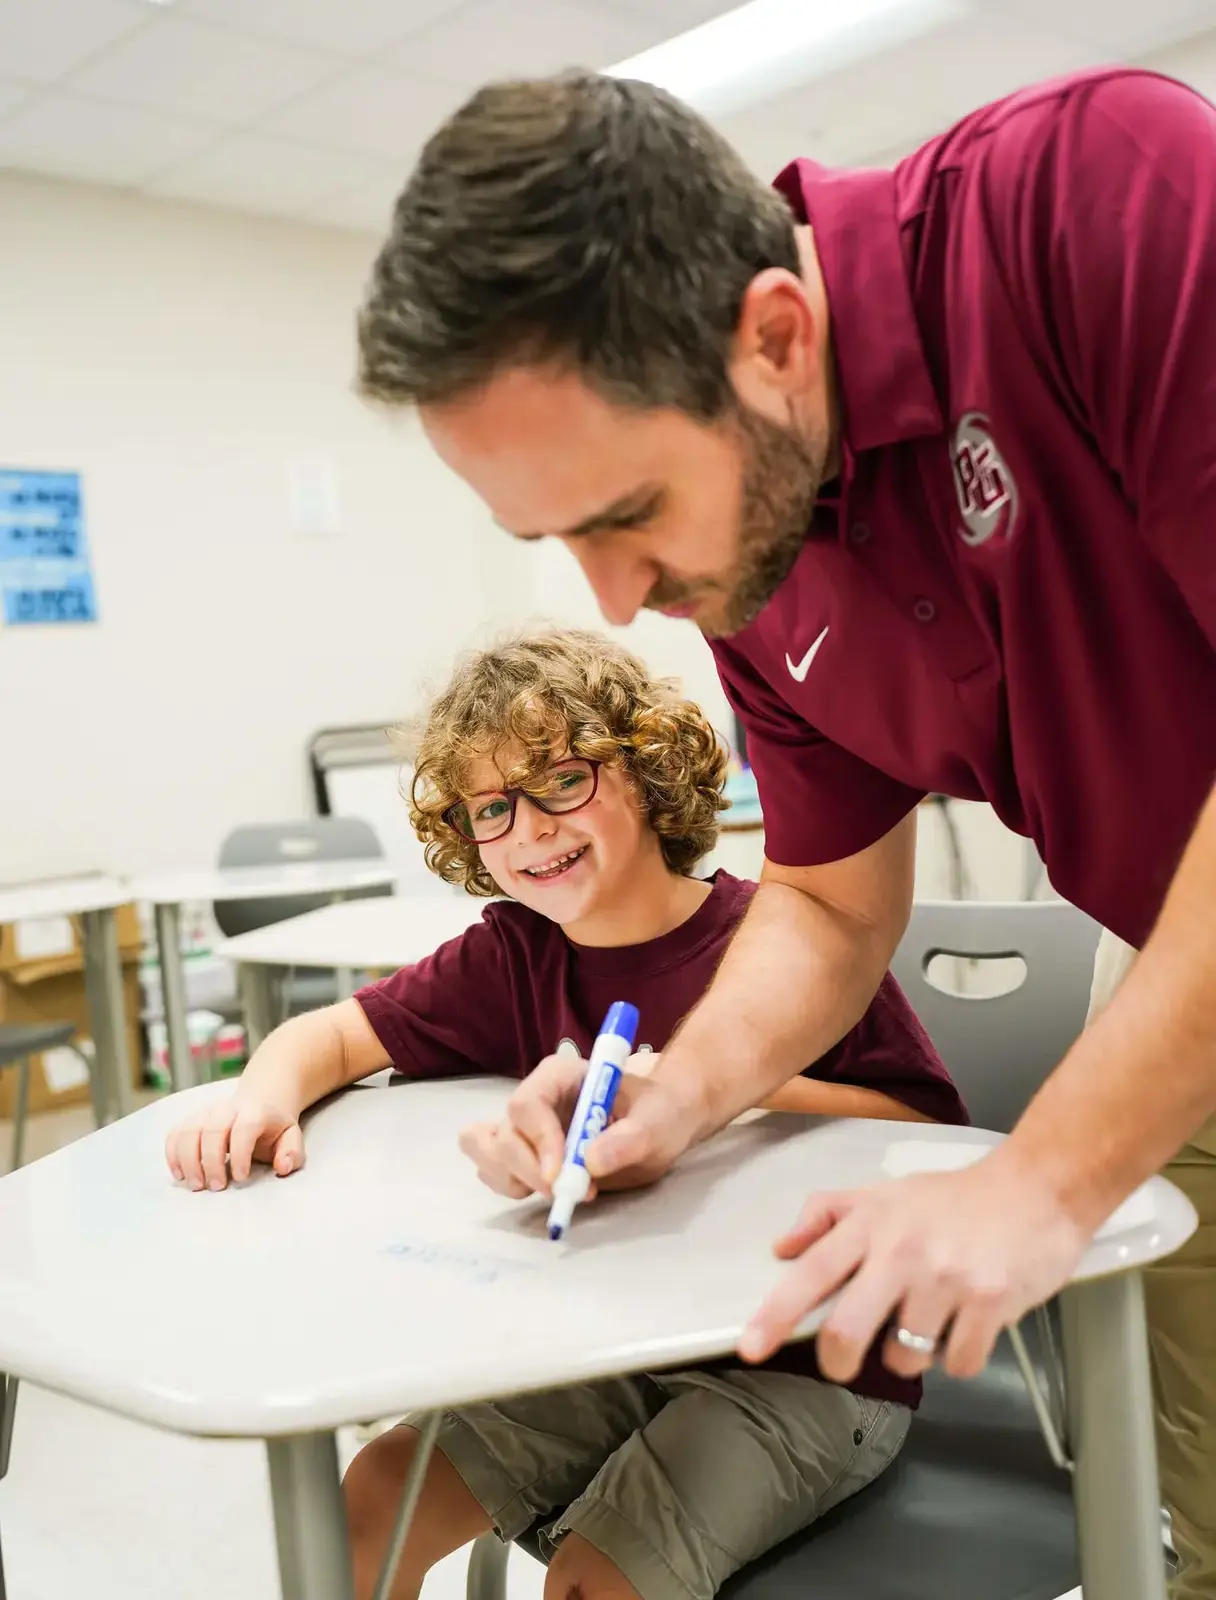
[443,758,602,844]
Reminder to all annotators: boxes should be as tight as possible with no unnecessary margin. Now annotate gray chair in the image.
[214,817,391,939]
[889,899,1102,1135]
[214,818,392,1027]
[462,899,1114,1600]
[0,1020,83,1172]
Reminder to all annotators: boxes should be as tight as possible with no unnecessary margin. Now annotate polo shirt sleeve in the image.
[1034,73,1216,646]
[355,911,521,1079]
[712,636,925,867]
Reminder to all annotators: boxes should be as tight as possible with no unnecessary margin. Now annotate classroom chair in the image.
[463,898,1128,1600]
[214,817,392,1029]
[0,1020,86,1173]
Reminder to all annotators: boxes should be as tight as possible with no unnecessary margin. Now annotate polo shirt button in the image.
[849,521,871,546]
[912,597,936,623]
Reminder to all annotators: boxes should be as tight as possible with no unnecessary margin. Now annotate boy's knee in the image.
[343,1427,415,1537]
[546,1533,642,1600]
[344,1425,494,1600]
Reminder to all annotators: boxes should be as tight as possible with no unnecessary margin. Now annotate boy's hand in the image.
[165,1092,305,1192]
[480,1051,697,1198]
[459,1051,671,1200]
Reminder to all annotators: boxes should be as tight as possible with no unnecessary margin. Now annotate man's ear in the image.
[730,267,818,404]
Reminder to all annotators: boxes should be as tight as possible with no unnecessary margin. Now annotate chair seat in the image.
[0,1022,77,1070]
[717,1438,1077,1600]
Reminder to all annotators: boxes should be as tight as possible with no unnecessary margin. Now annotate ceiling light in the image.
[608,0,969,119]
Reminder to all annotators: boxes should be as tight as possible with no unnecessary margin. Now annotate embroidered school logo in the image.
[950,412,1018,547]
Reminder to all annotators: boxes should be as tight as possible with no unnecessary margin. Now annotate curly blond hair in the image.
[405,628,728,897]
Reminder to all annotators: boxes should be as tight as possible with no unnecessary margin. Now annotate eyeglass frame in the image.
[442,757,603,844]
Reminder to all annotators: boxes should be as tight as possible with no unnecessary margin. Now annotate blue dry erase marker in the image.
[548,1001,640,1241]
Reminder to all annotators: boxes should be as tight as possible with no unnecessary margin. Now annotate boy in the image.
[165,628,967,1600]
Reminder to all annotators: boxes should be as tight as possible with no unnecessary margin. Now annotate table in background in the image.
[0,876,134,1124]
[214,893,487,1049]
[0,1082,1194,1600]
[133,862,397,1092]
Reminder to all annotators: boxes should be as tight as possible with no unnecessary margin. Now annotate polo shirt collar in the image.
[773,159,943,453]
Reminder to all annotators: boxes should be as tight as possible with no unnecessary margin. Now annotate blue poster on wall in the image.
[0,469,98,626]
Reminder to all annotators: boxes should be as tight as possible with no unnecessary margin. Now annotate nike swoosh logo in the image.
[785,624,829,683]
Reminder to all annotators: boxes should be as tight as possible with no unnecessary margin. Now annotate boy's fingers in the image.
[164,1130,185,1183]
[272,1124,305,1177]
[199,1121,232,1190]
[227,1114,262,1183]
[178,1127,206,1192]
[508,1066,577,1184]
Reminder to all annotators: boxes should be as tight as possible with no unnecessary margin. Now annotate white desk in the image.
[215,894,487,1048]
[0,875,134,1125]
[0,1082,1195,1600]
[132,862,397,1092]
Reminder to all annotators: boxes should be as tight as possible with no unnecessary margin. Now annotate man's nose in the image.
[566,540,654,627]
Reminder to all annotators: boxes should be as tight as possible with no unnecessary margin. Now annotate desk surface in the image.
[132,860,397,908]
[0,874,130,922]
[0,1082,1195,1440]
[214,894,484,970]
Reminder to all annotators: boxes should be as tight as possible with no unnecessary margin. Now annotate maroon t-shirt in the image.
[712,69,1216,949]
[357,871,967,1408]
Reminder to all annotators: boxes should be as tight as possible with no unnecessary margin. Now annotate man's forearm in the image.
[997,784,1216,1227]
[655,878,895,1139]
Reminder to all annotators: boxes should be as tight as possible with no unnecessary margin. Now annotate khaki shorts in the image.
[406,1369,910,1600]
[1088,929,1216,1600]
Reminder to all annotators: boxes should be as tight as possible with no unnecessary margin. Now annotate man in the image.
[357,66,1216,1595]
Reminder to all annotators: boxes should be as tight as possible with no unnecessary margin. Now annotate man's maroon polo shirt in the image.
[712,68,1216,947]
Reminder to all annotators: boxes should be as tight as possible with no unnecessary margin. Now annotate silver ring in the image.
[893,1326,938,1356]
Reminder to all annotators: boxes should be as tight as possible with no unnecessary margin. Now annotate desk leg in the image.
[240,964,276,1053]
[0,1373,16,1480]
[154,902,197,1091]
[79,907,133,1122]
[0,1370,15,1600]
[1061,1271,1166,1600]
[267,1431,353,1600]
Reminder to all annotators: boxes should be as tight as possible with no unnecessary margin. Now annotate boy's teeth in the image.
[526,848,584,877]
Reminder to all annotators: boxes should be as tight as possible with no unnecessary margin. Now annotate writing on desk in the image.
[384,1237,540,1288]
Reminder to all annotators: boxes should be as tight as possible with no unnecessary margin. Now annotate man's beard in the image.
[646,405,827,640]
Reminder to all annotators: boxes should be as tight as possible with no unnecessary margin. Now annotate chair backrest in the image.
[889,900,1102,1134]
[214,817,391,939]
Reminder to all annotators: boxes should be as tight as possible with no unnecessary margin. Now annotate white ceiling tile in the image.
[0,78,31,120]
[0,93,218,185]
[392,0,659,88]
[145,133,396,214]
[1000,0,1216,56]
[263,65,462,158]
[0,0,147,85]
[742,12,1101,166]
[305,171,407,231]
[67,14,343,124]
[596,0,751,35]
[178,0,471,56]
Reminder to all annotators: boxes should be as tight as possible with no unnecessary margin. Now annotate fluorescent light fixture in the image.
[608,0,969,119]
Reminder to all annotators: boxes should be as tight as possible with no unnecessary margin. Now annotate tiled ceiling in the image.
[0,0,1213,232]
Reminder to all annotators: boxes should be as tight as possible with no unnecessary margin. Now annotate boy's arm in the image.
[759,1078,936,1122]
[235,998,391,1117]
[167,1000,391,1190]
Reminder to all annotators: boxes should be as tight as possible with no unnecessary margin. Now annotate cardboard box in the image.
[0,900,144,1118]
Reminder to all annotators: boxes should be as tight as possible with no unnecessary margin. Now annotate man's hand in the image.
[739,1151,1090,1378]
[459,1050,699,1200]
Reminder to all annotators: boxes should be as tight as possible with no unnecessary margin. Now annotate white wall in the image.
[0,171,527,881]
[0,169,1030,902]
